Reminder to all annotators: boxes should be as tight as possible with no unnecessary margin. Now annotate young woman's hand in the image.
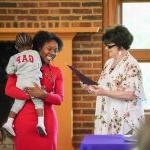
[25,83,47,99]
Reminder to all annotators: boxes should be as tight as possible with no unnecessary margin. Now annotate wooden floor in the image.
[0,136,14,150]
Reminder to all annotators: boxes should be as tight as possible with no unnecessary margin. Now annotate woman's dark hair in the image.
[33,31,63,52]
[102,25,133,50]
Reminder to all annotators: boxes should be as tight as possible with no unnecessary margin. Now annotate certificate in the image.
[67,65,98,85]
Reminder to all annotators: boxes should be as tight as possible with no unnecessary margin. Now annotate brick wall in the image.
[0,0,103,149]
[0,0,102,28]
[72,32,102,149]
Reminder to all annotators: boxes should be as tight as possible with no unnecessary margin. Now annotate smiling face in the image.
[39,40,58,64]
[105,43,120,59]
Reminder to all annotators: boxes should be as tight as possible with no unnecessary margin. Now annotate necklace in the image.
[109,51,128,74]
[42,65,55,93]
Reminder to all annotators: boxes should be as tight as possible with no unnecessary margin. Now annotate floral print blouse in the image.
[94,52,145,135]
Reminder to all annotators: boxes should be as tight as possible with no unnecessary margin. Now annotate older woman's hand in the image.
[25,83,47,99]
[80,82,93,92]
[80,82,105,95]
[89,86,106,96]
[80,82,90,91]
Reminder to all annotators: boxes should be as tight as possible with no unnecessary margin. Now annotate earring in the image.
[118,51,122,56]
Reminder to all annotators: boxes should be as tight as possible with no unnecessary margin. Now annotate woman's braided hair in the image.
[15,32,32,50]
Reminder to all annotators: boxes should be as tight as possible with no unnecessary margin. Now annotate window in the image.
[139,63,150,100]
[122,2,150,49]
[122,1,150,105]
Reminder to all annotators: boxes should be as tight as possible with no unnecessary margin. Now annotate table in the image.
[80,135,136,150]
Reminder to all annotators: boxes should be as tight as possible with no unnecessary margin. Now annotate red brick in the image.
[93,62,101,68]
[74,35,91,41]
[71,22,91,27]
[17,16,37,21]
[92,102,96,108]
[92,49,102,54]
[61,16,80,20]
[39,16,59,21]
[73,89,88,95]
[48,22,53,28]
[59,9,71,14]
[73,50,91,55]
[0,16,14,20]
[73,109,82,114]
[40,22,47,28]
[82,56,101,61]
[73,96,81,101]
[82,15,102,20]
[27,22,32,28]
[73,56,81,61]
[72,43,81,48]
[83,109,95,114]
[73,135,83,141]
[30,9,49,14]
[61,22,69,27]
[82,96,96,101]
[73,102,92,108]
[93,21,102,27]
[61,2,80,7]
[55,22,59,27]
[18,3,38,7]
[0,2,16,7]
[73,127,93,133]
[73,122,82,128]
[0,9,7,14]
[82,2,102,7]
[92,35,102,40]
[73,116,93,121]
[8,9,28,14]
[83,122,94,127]
[73,83,80,88]
[72,9,92,14]
[73,63,92,68]
[93,8,102,14]
[6,22,11,27]
[81,69,100,75]
[73,142,80,149]
[81,43,101,48]
[13,22,18,27]
[19,22,26,28]
[39,2,59,7]
[34,22,39,28]
[49,9,59,14]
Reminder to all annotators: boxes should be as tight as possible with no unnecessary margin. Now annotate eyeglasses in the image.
[106,44,116,49]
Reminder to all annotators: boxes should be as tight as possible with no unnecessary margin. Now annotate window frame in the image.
[103,0,150,63]
[121,1,150,107]
[121,0,150,62]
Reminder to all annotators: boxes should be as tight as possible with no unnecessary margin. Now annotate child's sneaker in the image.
[37,124,47,136]
[2,123,15,137]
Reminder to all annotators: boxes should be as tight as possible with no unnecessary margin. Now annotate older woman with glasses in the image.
[81,25,145,135]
